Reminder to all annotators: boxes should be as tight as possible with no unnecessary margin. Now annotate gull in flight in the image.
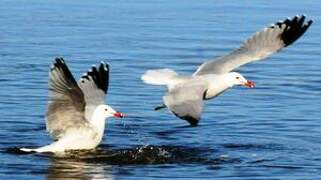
[142,15,313,126]
[21,58,124,153]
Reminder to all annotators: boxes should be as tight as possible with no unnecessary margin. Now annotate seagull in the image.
[20,58,124,153]
[141,15,313,126]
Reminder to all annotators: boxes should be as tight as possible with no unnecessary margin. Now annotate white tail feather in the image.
[141,69,178,86]
[20,144,58,153]
[20,148,35,152]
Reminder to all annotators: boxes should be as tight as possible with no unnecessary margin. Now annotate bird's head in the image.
[96,104,124,119]
[227,72,255,88]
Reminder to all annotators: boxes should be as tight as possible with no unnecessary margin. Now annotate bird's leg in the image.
[154,104,166,111]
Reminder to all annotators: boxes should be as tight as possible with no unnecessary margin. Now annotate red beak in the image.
[244,80,255,88]
[113,112,124,118]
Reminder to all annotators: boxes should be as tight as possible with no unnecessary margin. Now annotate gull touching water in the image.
[142,15,313,126]
[21,58,124,153]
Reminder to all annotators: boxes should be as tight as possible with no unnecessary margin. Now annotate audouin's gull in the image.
[20,58,124,153]
[141,15,313,126]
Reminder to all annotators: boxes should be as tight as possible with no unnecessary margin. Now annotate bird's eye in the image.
[105,108,108,111]
[236,77,240,79]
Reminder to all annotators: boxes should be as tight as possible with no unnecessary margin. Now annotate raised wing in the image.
[46,58,87,140]
[163,81,208,126]
[78,62,109,120]
[194,15,313,75]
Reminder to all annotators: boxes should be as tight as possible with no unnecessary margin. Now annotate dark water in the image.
[1,0,321,179]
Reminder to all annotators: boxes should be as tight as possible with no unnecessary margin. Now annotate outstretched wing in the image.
[78,62,109,120]
[194,15,313,75]
[163,81,207,126]
[46,58,87,140]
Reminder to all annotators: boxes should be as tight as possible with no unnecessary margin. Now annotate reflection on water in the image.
[47,159,113,180]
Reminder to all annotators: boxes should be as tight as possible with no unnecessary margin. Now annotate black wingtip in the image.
[52,57,67,71]
[51,57,77,85]
[174,113,199,126]
[182,116,199,127]
[98,61,109,93]
[54,57,65,65]
[81,61,109,94]
[274,15,313,47]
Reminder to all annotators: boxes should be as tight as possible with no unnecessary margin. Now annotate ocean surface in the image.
[0,0,321,179]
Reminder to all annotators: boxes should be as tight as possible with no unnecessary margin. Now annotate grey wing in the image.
[163,82,207,126]
[46,58,87,140]
[78,62,109,120]
[194,15,313,75]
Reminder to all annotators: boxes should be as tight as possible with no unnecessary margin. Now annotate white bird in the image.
[21,58,124,153]
[142,15,312,126]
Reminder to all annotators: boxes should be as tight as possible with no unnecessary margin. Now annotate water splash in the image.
[5,145,240,165]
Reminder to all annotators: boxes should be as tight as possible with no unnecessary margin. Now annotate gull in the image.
[142,15,312,126]
[20,58,124,153]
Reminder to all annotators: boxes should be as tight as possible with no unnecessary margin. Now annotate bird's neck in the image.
[203,74,234,99]
[89,109,107,143]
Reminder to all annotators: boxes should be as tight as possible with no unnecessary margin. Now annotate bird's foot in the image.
[154,104,166,111]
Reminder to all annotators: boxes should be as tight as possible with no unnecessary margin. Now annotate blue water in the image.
[1,0,321,179]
